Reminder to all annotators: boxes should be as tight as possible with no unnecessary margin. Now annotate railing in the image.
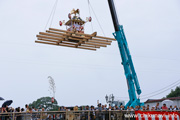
[0,110,179,120]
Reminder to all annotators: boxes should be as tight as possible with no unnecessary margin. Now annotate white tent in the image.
[161,99,174,108]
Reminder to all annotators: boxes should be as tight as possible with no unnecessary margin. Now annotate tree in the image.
[166,86,180,98]
[29,96,59,111]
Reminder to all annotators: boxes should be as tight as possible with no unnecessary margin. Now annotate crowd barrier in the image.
[0,110,179,120]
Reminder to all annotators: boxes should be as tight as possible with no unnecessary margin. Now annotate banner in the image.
[135,111,180,120]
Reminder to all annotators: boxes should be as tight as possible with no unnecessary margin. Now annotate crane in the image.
[107,0,144,108]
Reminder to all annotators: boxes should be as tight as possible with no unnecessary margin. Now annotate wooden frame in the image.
[35,28,116,51]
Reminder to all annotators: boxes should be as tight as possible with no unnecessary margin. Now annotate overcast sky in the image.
[0,0,180,108]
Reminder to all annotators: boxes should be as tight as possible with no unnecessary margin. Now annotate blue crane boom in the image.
[107,0,143,108]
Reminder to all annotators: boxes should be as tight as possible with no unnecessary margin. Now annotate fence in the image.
[0,110,179,120]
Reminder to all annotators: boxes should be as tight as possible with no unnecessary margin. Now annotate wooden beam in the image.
[84,42,107,47]
[35,41,59,45]
[37,35,64,41]
[36,41,77,48]
[77,46,96,51]
[71,34,91,39]
[49,28,74,33]
[49,28,97,37]
[47,30,93,40]
[38,38,78,46]
[49,28,115,40]
[38,34,87,42]
[37,35,108,47]
[35,41,96,51]
[96,36,116,41]
[92,38,112,42]
[61,41,78,46]
[61,41,100,48]
[46,30,71,37]
[81,44,100,48]
[38,38,59,43]
[68,37,87,41]
[39,32,112,45]
[74,31,97,37]
[88,40,111,45]
[38,37,79,44]
[39,32,67,39]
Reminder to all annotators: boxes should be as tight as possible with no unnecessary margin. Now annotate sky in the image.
[0,0,180,108]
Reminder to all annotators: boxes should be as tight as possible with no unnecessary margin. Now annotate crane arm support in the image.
[108,0,143,107]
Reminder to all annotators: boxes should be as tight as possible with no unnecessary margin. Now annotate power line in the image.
[141,82,180,100]
[141,79,180,97]
[110,79,180,100]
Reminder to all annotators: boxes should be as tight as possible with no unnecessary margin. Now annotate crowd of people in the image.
[67,102,179,111]
[0,103,179,120]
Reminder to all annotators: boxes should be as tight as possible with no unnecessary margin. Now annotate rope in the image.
[44,0,58,31]
[50,0,58,27]
[89,2,106,36]
[87,0,93,32]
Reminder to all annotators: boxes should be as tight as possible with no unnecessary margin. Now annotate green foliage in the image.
[29,96,59,111]
[166,86,180,98]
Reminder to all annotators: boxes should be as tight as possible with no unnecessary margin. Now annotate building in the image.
[144,97,180,108]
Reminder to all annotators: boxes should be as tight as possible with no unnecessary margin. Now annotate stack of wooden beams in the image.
[35,28,116,51]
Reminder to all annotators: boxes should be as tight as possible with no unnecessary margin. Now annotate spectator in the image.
[134,106,139,111]
[173,105,178,111]
[97,103,102,111]
[130,106,134,115]
[146,105,150,111]
[101,105,106,120]
[136,105,141,111]
[85,105,90,119]
[31,107,37,120]
[25,104,29,112]
[155,102,160,110]
[41,108,47,120]
[15,107,21,120]
[169,105,173,111]
[141,106,146,111]
[120,105,125,110]
[59,106,65,120]
[108,106,112,110]
[73,106,78,111]
[151,106,155,111]
[104,104,107,110]
[162,104,168,110]
[4,105,10,120]
[115,105,119,110]
[32,106,36,112]
[21,108,25,112]
[90,106,95,120]
[97,103,103,120]
[63,107,66,111]
[130,106,134,111]
[85,105,90,111]
[126,106,130,111]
